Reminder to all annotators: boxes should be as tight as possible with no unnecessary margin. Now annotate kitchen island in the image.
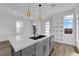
[0,35,54,56]
[9,36,51,56]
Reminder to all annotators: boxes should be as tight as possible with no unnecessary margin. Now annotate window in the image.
[64,14,73,34]
[16,21,24,40]
[45,21,50,36]
[16,21,24,34]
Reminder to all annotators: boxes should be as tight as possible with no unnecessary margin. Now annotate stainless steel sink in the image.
[29,35,46,40]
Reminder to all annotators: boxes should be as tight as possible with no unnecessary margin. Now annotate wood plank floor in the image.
[51,42,79,56]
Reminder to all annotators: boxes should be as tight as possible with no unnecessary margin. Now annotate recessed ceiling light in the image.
[50,3,56,8]
[14,10,18,14]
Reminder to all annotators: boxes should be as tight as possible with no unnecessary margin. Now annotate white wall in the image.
[41,17,53,36]
[52,8,76,46]
[41,8,77,46]
[0,11,33,42]
[75,4,79,51]
[0,4,77,46]
[0,12,16,41]
[23,19,33,37]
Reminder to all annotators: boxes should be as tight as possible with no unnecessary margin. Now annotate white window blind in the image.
[45,21,50,36]
[16,21,24,34]
[16,21,24,40]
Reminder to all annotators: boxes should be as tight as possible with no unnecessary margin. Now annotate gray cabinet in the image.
[51,36,54,51]
[35,38,49,56]
[13,37,50,56]
[42,38,49,56]
[13,51,21,56]
[49,35,54,52]
[22,45,35,56]
[35,42,43,56]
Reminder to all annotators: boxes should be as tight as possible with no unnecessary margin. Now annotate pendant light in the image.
[38,4,42,21]
[24,3,32,17]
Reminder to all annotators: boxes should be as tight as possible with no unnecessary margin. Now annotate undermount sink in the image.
[29,35,46,40]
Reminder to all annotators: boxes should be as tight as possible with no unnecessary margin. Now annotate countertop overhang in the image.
[8,36,50,52]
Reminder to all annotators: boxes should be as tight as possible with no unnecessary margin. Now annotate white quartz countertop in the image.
[8,36,50,52]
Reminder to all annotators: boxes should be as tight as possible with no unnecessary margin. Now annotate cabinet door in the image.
[14,51,21,56]
[22,45,34,56]
[43,38,49,56]
[49,37,51,52]
[51,36,54,51]
[35,38,49,56]
[35,42,43,56]
[35,46,43,56]
[23,51,35,56]
[49,36,54,52]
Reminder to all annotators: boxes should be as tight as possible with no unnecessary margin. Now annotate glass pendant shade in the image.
[26,9,32,17]
[38,4,42,21]
[24,4,32,17]
[38,16,42,21]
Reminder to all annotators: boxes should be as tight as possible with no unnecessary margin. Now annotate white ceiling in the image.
[0,3,77,20]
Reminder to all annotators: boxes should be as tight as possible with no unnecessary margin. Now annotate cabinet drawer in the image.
[22,45,34,56]
[27,52,35,56]
[35,42,43,49]
[22,45,34,51]
[22,49,34,55]
[14,51,21,56]
[22,51,35,56]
